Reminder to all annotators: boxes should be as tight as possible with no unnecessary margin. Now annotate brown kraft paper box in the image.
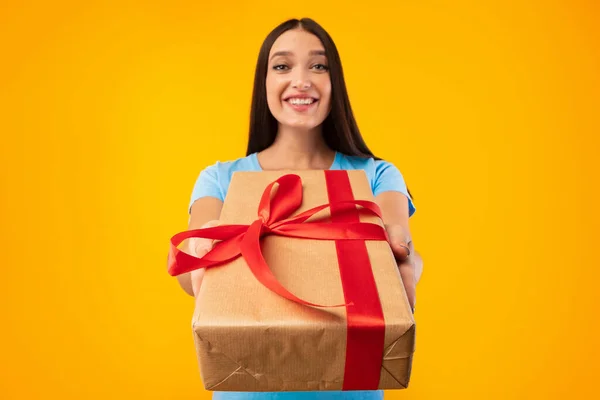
[190,169,415,391]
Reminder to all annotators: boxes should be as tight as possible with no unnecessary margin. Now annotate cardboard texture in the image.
[191,170,415,391]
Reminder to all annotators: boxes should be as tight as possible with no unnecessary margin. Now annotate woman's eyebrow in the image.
[269,50,327,60]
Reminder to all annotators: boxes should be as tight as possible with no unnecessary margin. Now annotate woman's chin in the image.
[278,118,324,131]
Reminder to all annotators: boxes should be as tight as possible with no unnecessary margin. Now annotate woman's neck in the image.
[257,125,336,170]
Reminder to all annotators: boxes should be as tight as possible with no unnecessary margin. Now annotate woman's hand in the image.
[385,223,420,313]
[187,220,220,297]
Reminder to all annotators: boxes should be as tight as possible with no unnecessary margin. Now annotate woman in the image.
[177,17,423,400]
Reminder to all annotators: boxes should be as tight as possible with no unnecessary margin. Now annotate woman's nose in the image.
[291,70,312,90]
[292,79,312,90]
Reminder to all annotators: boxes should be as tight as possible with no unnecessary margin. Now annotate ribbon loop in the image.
[258,174,303,225]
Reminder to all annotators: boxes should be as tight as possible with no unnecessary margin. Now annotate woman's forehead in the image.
[269,29,325,57]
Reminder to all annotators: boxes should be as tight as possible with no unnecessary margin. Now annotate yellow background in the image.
[1,1,598,398]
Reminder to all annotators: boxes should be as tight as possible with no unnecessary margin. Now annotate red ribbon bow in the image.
[168,173,389,307]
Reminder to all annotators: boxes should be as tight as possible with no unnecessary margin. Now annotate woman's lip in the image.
[283,97,319,101]
[284,99,318,112]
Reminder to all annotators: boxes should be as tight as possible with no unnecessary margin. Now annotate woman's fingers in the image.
[188,219,220,256]
[190,220,220,297]
[385,224,416,312]
[398,260,416,312]
[385,224,410,261]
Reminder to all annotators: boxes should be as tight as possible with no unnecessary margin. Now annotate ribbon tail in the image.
[240,220,350,308]
[171,225,248,243]
[168,232,245,276]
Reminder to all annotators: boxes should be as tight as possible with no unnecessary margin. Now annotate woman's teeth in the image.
[287,98,315,105]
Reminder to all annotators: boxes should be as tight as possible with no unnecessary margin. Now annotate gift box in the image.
[169,170,415,391]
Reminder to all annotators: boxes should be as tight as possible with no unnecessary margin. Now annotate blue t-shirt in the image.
[189,151,415,216]
[188,151,415,400]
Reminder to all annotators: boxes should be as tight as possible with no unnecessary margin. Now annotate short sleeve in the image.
[188,164,223,214]
[373,161,416,217]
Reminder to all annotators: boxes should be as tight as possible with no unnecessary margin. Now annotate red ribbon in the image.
[168,172,388,387]
[325,170,386,390]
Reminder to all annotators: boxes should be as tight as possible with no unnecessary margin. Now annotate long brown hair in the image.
[246,18,413,199]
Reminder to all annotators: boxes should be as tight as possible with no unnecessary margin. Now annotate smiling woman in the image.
[176,17,422,400]
[259,28,334,166]
[266,35,331,127]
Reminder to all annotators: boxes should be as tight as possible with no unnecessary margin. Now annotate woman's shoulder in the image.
[336,152,415,215]
[189,154,260,208]
[336,152,375,168]
[201,153,260,177]
[335,153,405,179]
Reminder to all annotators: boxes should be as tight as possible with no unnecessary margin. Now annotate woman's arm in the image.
[375,191,423,310]
[174,196,223,296]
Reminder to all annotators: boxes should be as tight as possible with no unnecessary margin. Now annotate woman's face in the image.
[266,28,332,131]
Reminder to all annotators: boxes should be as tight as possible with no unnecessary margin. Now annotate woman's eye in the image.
[313,64,329,71]
[273,64,289,71]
